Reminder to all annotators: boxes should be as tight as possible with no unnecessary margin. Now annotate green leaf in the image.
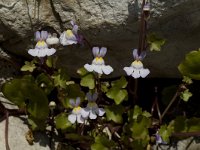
[131,116,151,141]
[180,89,192,102]
[106,76,128,104]
[91,135,116,150]
[178,50,200,80]
[101,82,109,93]
[132,105,143,119]
[53,74,67,88]
[111,76,127,88]
[46,56,58,68]
[159,124,174,143]
[55,113,73,130]
[147,33,165,51]
[52,69,70,88]
[77,67,88,76]
[21,61,36,72]
[106,88,127,105]
[2,76,49,120]
[46,57,53,68]
[105,105,124,123]
[182,76,193,85]
[142,111,152,118]
[80,73,95,89]
[36,73,54,95]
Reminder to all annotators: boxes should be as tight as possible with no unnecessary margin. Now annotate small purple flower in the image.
[60,21,83,46]
[123,49,150,78]
[82,93,105,119]
[84,47,113,75]
[68,97,86,124]
[28,31,56,57]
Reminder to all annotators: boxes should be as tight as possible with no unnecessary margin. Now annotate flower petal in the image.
[75,97,81,106]
[99,47,107,57]
[46,48,56,56]
[84,64,94,72]
[28,49,39,57]
[133,49,139,60]
[92,93,98,101]
[72,25,78,34]
[92,47,100,57]
[35,31,41,41]
[132,69,140,78]
[89,110,97,119]
[68,114,76,124]
[86,92,92,101]
[138,51,146,60]
[96,108,105,116]
[140,68,150,78]
[77,114,84,123]
[38,49,47,57]
[93,65,103,74]
[81,108,90,118]
[102,65,113,75]
[41,31,48,40]
[123,67,134,76]
[69,99,75,107]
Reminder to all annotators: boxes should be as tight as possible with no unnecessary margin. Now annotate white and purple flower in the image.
[68,97,86,124]
[28,31,56,57]
[123,49,150,78]
[82,93,105,119]
[84,47,113,75]
[60,21,82,46]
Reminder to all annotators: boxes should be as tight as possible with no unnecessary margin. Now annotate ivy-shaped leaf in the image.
[132,105,143,119]
[52,74,67,88]
[55,113,74,131]
[180,89,192,102]
[80,73,95,89]
[131,116,151,142]
[106,76,128,104]
[147,33,165,51]
[178,49,200,80]
[106,88,127,105]
[182,76,193,85]
[111,76,127,88]
[77,67,88,76]
[2,76,49,121]
[21,61,36,72]
[159,123,174,143]
[91,135,116,150]
[105,105,124,124]
[101,82,109,93]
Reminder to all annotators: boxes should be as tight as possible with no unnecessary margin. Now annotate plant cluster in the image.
[1,1,200,150]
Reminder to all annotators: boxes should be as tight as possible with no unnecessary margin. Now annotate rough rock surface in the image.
[0,0,200,78]
[0,94,51,150]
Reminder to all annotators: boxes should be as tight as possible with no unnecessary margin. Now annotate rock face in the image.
[0,95,51,150]
[0,0,200,78]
